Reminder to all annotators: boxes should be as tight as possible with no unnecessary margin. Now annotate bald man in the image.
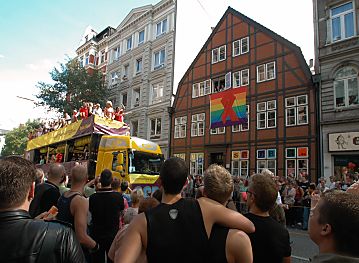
[29,163,65,217]
[57,165,98,258]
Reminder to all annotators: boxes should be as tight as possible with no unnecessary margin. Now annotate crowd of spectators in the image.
[1,156,359,262]
[28,100,126,140]
[183,168,358,231]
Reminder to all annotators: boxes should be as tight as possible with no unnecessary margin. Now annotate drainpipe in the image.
[167,106,175,158]
[313,73,322,182]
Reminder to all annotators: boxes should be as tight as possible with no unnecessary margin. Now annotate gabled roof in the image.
[176,6,312,90]
[116,5,152,30]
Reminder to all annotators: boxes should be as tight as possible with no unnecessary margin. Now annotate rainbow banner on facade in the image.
[210,87,247,129]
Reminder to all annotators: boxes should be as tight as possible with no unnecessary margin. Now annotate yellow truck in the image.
[26,115,163,196]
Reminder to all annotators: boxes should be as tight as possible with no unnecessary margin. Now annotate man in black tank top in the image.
[204,165,252,263]
[114,158,255,263]
[89,169,124,263]
[57,165,98,261]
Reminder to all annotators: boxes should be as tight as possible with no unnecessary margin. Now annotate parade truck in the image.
[25,115,163,196]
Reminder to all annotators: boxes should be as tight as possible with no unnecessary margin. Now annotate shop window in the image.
[256,149,276,175]
[174,153,186,160]
[190,153,204,175]
[285,147,309,178]
[231,150,249,177]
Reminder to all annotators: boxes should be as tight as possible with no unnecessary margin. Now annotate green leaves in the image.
[36,58,108,115]
[1,120,41,156]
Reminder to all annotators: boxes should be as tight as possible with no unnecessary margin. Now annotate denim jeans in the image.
[303,206,310,230]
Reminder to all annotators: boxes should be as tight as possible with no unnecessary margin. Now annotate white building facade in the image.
[106,0,176,158]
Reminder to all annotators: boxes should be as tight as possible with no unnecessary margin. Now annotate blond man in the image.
[204,164,253,263]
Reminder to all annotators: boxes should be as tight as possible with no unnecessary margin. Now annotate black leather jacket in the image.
[0,210,85,263]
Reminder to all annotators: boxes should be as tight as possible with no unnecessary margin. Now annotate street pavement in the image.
[289,227,318,262]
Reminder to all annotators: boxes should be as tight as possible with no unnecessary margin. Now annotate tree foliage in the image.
[1,120,41,157]
[36,58,108,114]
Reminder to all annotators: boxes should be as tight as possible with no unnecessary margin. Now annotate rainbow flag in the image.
[210,87,247,129]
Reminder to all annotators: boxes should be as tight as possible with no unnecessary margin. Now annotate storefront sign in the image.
[329,132,359,151]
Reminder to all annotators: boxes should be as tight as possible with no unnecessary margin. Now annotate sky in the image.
[0,0,314,131]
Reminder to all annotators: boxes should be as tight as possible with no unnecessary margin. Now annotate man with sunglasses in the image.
[245,173,291,263]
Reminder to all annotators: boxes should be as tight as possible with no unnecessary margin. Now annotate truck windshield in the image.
[129,151,163,175]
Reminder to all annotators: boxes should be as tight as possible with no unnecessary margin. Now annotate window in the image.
[154,49,165,69]
[334,66,358,108]
[285,95,308,126]
[138,30,145,44]
[100,51,105,64]
[190,153,204,175]
[257,61,276,82]
[256,149,276,175]
[233,36,249,56]
[174,116,187,138]
[212,75,226,93]
[231,150,249,177]
[286,147,309,178]
[330,2,355,42]
[131,120,138,137]
[192,79,211,98]
[79,56,84,67]
[233,69,249,87]
[121,92,127,107]
[126,36,132,51]
[150,118,161,139]
[151,83,164,104]
[210,127,225,134]
[123,64,129,80]
[111,72,119,84]
[133,89,140,107]
[174,153,186,160]
[257,100,276,129]
[135,58,142,73]
[85,53,89,65]
[191,113,205,137]
[232,105,249,132]
[212,45,226,64]
[113,46,120,61]
[156,18,167,37]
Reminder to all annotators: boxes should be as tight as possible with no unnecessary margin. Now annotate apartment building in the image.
[106,0,176,158]
[313,0,359,180]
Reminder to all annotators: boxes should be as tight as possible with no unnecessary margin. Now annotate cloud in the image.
[0,54,4,59]
[25,59,54,72]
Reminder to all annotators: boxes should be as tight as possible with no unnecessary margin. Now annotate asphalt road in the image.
[289,227,318,262]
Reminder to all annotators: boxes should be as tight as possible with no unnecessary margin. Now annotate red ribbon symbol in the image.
[221,93,239,124]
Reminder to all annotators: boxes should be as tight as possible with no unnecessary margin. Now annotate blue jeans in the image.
[303,207,310,230]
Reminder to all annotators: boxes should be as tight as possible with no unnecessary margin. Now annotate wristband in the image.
[89,243,99,253]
